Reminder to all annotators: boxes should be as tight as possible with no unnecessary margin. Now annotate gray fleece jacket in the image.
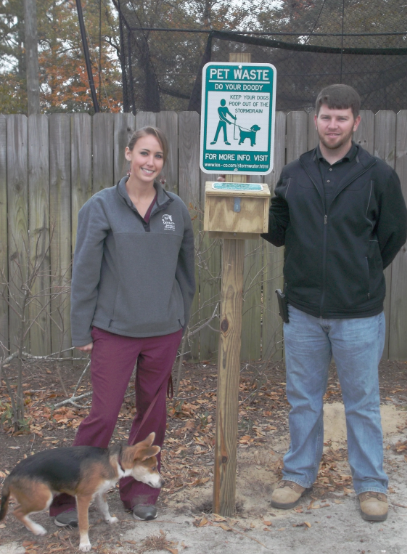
[71,177,196,346]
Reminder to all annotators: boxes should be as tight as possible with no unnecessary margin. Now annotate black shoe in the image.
[225,141,231,145]
[132,505,157,521]
[55,509,78,527]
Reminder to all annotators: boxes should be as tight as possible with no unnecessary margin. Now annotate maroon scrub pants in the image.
[50,326,182,516]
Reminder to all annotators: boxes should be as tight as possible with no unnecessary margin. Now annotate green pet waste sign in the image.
[200,62,276,175]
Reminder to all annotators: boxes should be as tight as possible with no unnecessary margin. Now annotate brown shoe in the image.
[270,480,309,509]
[359,492,388,522]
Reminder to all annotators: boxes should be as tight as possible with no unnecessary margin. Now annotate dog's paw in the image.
[79,541,92,552]
[106,516,118,524]
[32,523,47,536]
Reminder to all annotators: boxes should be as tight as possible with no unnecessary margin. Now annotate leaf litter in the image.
[1,358,407,552]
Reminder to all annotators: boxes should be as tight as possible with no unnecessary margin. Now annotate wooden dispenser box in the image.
[203,181,270,239]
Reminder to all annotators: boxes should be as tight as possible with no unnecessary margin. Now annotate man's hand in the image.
[76,343,93,352]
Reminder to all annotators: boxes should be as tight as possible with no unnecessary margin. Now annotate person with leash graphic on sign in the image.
[210,99,236,145]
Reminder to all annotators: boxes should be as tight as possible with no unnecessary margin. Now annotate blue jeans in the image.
[282,305,388,495]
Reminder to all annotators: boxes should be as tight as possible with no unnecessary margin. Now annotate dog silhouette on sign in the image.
[238,124,261,147]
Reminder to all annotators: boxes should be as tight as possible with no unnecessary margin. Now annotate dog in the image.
[0,432,163,552]
[238,124,261,146]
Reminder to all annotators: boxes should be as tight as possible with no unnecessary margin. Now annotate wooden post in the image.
[213,52,251,516]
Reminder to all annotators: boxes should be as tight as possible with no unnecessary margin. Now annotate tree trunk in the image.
[24,0,40,115]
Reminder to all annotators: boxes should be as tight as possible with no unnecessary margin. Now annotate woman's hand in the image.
[76,343,93,352]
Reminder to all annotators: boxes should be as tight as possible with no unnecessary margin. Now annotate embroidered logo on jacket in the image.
[162,214,175,231]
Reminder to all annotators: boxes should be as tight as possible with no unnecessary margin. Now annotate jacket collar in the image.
[116,176,173,212]
[299,144,377,201]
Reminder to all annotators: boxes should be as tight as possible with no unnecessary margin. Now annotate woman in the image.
[51,126,195,524]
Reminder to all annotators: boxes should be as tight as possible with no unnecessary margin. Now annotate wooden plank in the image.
[28,114,51,355]
[374,111,397,360]
[199,169,222,360]
[241,237,262,360]
[49,114,71,355]
[264,111,286,192]
[0,115,8,350]
[135,112,157,129]
[229,53,251,63]
[263,111,286,361]
[308,110,318,150]
[389,110,407,360]
[156,111,179,194]
[213,238,245,516]
[204,195,269,234]
[286,111,308,163]
[7,115,28,352]
[178,111,201,360]
[354,110,374,155]
[113,113,136,184]
[92,113,114,193]
[199,231,221,361]
[71,114,92,252]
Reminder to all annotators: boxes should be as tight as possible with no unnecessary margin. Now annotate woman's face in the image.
[125,134,164,187]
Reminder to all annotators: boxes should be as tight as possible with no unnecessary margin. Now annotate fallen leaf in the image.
[263,520,273,526]
[0,524,5,529]
[219,523,231,531]
[190,477,210,487]
[212,514,227,522]
[198,516,208,527]
[166,549,178,554]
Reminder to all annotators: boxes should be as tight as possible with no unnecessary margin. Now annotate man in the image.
[261,84,407,522]
[210,99,237,145]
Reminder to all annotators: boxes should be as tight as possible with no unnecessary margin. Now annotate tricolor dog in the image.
[0,433,163,552]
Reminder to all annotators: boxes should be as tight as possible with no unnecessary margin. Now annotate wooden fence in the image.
[0,111,406,361]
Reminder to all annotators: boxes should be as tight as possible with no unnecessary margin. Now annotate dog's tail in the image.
[0,478,10,521]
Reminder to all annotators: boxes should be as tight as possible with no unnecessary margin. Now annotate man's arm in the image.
[376,169,407,268]
[226,108,237,121]
[261,176,290,247]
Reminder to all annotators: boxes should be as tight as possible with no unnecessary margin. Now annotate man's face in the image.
[314,105,361,151]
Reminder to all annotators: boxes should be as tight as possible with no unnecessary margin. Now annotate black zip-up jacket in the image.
[261,145,407,319]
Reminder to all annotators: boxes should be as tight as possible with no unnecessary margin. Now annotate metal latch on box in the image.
[233,197,241,213]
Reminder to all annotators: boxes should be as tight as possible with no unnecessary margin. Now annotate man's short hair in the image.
[315,84,361,119]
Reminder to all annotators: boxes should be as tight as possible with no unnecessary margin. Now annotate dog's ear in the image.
[141,432,155,447]
[135,445,161,461]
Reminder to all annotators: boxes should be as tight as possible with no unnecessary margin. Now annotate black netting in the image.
[114,0,407,113]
